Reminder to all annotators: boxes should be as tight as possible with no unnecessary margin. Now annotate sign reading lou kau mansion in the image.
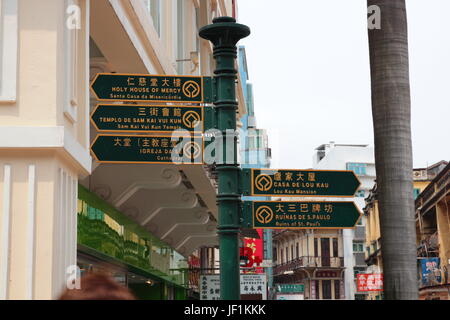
[242,168,361,197]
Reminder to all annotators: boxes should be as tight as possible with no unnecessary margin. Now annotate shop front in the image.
[77,185,188,300]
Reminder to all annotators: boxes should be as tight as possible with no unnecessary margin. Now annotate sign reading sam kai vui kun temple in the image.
[90,104,204,133]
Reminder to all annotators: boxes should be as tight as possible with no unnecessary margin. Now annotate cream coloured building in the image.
[0,0,247,300]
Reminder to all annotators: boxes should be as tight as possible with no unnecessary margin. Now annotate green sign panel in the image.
[90,134,203,164]
[90,73,213,103]
[242,201,362,229]
[90,104,204,133]
[277,284,304,293]
[242,168,361,197]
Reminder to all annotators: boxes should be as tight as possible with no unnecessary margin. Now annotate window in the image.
[64,0,81,122]
[322,280,332,299]
[296,243,299,259]
[314,280,320,299]
[143,0,160,36]
[347,163,367,176]
[332,238,338,257]
[176,0,184,74]
[353,242,364,252]
[356,190,366,197]
[0,0,18,102]
[334,280,340,300]
[413,188,421,200]
[314,238,318,257]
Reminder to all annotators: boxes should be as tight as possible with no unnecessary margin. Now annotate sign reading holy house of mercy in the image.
[90,104,204,133]
[242,201,362,229]
[90,73,213,103]
[242,168,361,197]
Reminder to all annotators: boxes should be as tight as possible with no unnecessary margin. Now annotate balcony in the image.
[274,256,344,275]
[418,231,439,257]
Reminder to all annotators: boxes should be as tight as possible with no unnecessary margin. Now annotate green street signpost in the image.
[90,73,214,103]
[241,168,361,197]
[90,134,203,164]
[200,17,250,300]
[241,201,362,229]
[90,104,204,133]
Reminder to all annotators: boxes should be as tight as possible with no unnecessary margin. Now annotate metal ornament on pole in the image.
[199,16,250,300]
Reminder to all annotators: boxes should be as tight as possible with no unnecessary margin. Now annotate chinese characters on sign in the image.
[420,258,442,286]
[90,135,203,164]
[90,104,203,133]
[357,274,383,292]
[200,274,267,300]
[245,201,362,229]
[245,168,361,197]
[90,73,210,103]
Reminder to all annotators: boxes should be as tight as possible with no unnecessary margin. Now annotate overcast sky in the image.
[237,0,450,169]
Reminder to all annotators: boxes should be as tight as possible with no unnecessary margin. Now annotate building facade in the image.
[415,161,450,300]
[273,227,345,300]
[363,161,448,300]
[238,45,272,298]
[0,0,248,300]
[311,142,376,300]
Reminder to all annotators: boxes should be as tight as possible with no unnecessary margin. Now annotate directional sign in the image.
[277,284,305,293]
[242,168,361,197]
[90,73,213,103]
[242,201,362,229]
[90,104,204,133]
[90,134,203,164]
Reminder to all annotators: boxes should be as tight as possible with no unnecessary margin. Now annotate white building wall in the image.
[312,143,375,300]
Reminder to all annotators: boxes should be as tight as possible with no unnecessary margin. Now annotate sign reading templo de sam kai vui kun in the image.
[90,104,204,133]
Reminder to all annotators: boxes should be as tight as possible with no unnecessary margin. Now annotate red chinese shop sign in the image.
[240,229,264,273]
[357,273,383,292]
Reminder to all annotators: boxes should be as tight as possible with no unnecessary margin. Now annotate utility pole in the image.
[199,17,250,300]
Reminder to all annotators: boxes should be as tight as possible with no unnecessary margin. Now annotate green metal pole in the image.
[199,17,250,300]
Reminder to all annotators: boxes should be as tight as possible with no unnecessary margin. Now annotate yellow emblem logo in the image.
[255,206,274,224]
[255,174,273,192]
[182,110,201,128]
[182,81,201,98]
[183,141,201,159]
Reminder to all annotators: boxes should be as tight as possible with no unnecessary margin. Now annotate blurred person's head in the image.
[58,272,135,300]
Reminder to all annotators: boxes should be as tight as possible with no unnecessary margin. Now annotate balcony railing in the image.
[274,256,344,275]
[418,231,439,256]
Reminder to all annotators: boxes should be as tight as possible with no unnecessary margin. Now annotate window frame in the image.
[0,0,18,103]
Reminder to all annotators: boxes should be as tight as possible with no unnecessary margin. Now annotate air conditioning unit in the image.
[413,170,427,180]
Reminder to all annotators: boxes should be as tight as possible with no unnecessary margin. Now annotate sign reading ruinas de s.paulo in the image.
[90,73,213,103]
[241,201,362,229]
[242,168,361,197]
[90,134,204,164]
[90,104,204,133]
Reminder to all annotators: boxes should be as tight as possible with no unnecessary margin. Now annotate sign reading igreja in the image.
[90,128,264,165]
